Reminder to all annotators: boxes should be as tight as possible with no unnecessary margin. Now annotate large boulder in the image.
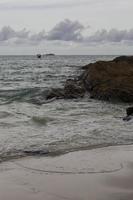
[81,56,133,102]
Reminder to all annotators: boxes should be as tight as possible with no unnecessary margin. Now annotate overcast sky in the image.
[0,0,133,55]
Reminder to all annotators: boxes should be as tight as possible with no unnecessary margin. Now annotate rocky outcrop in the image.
[82,56,133,102]
[46,56,133,102]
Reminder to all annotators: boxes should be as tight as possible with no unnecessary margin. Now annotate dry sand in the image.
[0,145,133,200]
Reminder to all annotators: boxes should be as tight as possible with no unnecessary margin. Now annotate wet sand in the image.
[0,145,133,200]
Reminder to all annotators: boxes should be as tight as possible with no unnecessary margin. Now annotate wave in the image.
[1,142,133,163]
[0,144,105,162]
[0,111,13,118]
[0,87,52,105]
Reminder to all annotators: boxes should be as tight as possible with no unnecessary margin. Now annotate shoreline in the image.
[0,145,133,200]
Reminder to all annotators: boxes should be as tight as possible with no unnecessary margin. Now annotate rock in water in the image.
[123,107,133,121]
[46,79,85,100]
[46,88,65,99]
[64,79,85,98]
[81,56,133,102]
[126,107,133,116]
[123,115,132,121]
[46,56,133,103]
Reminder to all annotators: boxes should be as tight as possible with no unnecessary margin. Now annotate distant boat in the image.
[36,53,55,58]
[36,54,42,59]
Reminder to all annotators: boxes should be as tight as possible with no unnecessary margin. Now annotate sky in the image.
[0,0,133,55]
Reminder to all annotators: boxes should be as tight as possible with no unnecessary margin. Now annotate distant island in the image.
[43,53,55,56]
[36,53,55,59]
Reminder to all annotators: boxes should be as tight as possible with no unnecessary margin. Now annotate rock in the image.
[81,56,133,102]
[123,107,133,121]
[113,56,133,63]
[46,79,85,100]
[123,115,132,121]
[126,107,133,116]
[46,56,133,102]
[46,88,65,99]
[64,79,85,98]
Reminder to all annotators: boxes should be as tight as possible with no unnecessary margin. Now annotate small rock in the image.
[123,107,133,121]
[126,107,133,116]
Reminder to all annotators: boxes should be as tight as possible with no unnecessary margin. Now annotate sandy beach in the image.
[0,145,133,200]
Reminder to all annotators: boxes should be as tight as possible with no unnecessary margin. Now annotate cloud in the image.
[0,0,94,10]
[46,19,84,42]
[85,29,133,44]
[29,30,46,43]
[0,26,29,41]
[0,0,128,10]
[0,26,15,41]
[0,19,133,46]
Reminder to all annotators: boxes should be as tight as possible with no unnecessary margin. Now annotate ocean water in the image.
[0,55,133,162]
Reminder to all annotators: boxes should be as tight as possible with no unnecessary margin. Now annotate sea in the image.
[0,55,133,162]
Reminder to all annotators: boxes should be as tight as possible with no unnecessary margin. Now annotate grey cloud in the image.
[0,26,15,41]
[0,19,85,45]
[16,28,29,38]
[0,0,124,10]
[0,26,29,41]
[30,30,45,42]
[0,20,133,46]
[0,0,92,10]
[85,29,133,44]
[46,19,84,42]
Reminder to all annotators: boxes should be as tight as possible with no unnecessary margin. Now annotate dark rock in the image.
[113,56,133,63]
[46,88,65,100]
[64,79,85,98]
[123,115,132,121]
[46,79,85,100]
[81,57,133,102]
[126,107,133,116]
[123,107,133,121]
